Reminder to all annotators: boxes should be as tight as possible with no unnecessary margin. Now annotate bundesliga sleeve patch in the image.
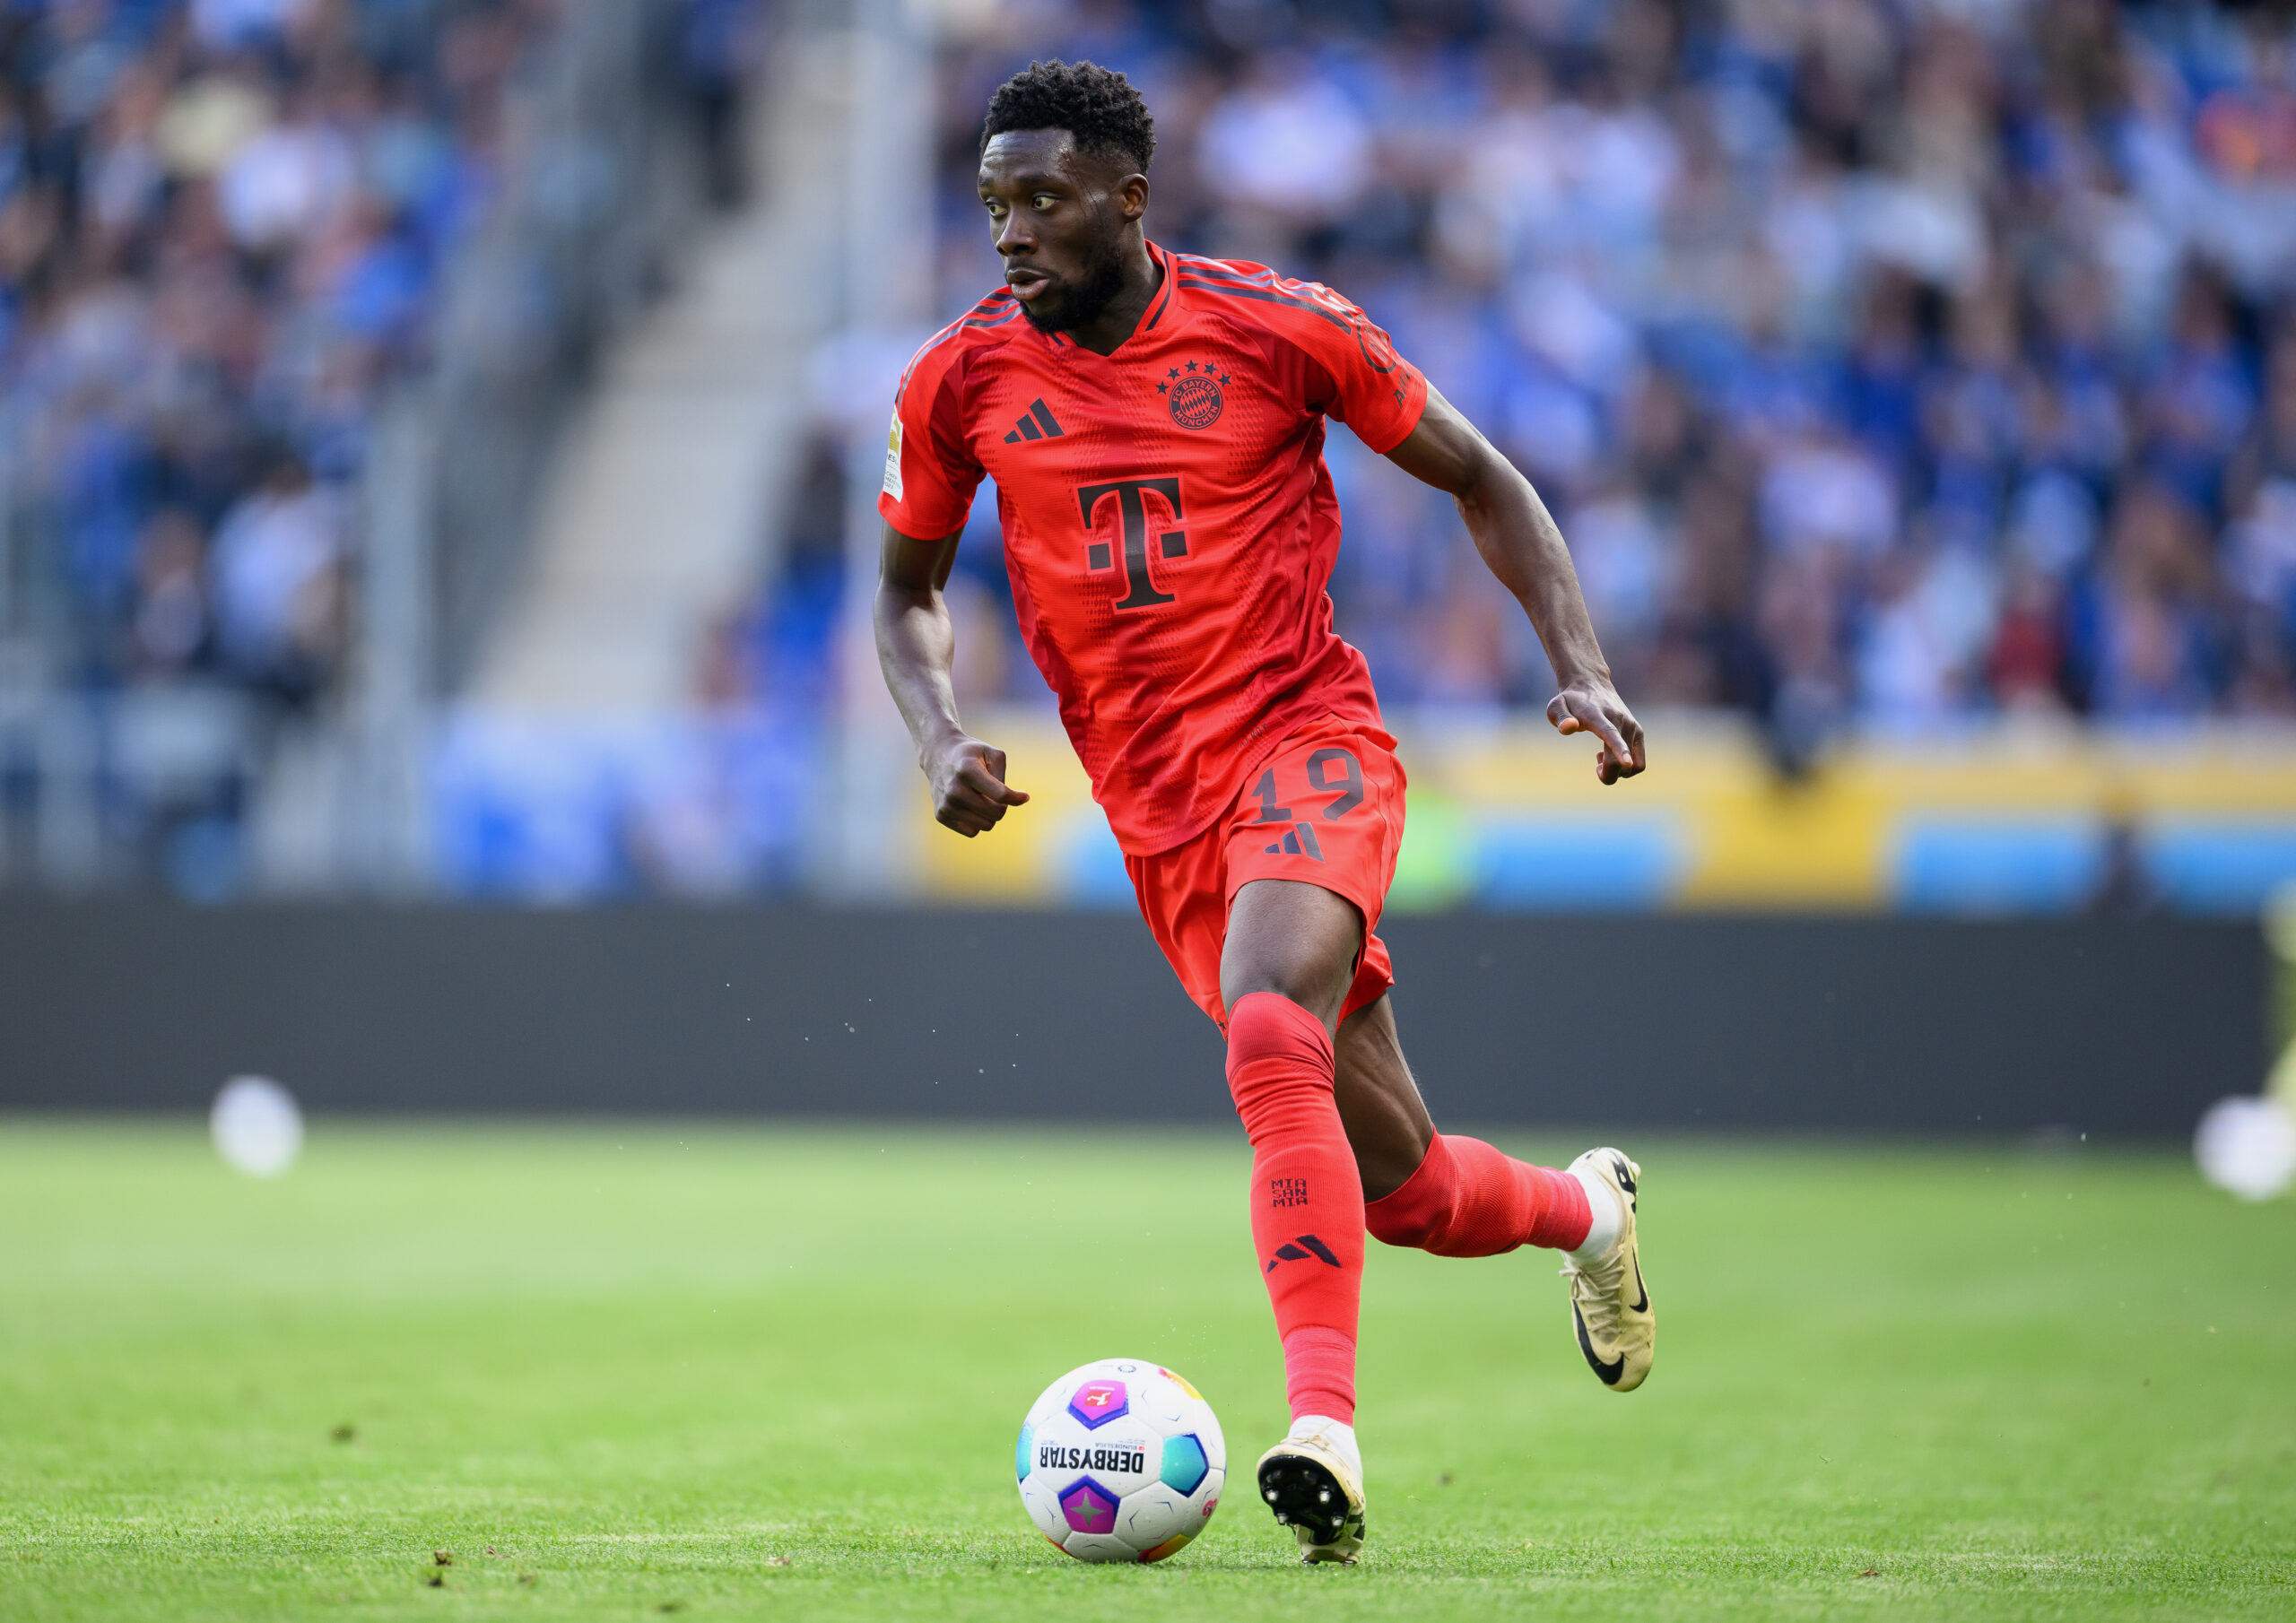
[882,412,904,501]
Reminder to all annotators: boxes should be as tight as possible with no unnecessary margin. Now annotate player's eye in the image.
[1031,194,1057,211]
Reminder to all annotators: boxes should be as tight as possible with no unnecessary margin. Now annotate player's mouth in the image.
[1005,268,1053,303]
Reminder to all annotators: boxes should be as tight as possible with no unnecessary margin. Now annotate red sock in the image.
[1363,1133,1590,1256]
[1226,992,1363,1425]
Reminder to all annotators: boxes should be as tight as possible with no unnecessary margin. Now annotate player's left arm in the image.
[1383,385,1648,785]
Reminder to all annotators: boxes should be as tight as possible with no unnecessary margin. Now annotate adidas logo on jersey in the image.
[1004,398,1065,443]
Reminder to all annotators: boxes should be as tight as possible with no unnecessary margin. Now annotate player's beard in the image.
[1020,236,1129,335]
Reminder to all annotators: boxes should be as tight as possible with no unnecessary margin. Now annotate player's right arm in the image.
[874,520,1030,838]
[874,319,1029,837]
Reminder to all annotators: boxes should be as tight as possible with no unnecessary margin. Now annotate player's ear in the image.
[1119,172,1149,221]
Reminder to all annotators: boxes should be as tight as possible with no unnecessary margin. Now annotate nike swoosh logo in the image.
[1629,1261,1648,1315]
[1573,1303,1625,1385]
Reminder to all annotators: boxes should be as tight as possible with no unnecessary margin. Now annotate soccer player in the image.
[875,60,1652,1564]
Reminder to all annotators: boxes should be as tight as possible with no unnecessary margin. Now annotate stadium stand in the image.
[804,0,2296,919]
[423,0,2296,908]
[10,0,2295,909]
[919,0,2296,743]
[0,0,761,895]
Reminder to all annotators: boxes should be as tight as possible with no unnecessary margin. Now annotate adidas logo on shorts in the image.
[1262,824,1324,861]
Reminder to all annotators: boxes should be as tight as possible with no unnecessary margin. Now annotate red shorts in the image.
[1124,718,1406,1032]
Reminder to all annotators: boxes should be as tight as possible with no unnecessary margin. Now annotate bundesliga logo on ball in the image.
[1015,1359,1226,1562]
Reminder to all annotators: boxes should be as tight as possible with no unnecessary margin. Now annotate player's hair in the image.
[981,59,1154,173]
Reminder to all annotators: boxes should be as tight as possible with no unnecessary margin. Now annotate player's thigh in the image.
[1219,877,1362,1026]
[1212,724,1406,1028]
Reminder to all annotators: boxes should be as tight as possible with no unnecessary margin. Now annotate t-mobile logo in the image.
[1076,476,1187,609]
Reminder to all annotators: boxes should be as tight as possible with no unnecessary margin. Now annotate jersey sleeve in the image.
[1283,281,1429,454]
[877,343,982,540]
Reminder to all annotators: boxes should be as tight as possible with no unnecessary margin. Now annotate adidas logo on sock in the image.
[1003,398,1065,443]
[1265,1234,1342,1272]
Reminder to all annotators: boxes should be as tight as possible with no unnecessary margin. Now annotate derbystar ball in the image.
[1015,1358,1226,1563]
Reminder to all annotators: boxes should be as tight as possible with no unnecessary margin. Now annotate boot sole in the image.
[1257,1451,1363,1560]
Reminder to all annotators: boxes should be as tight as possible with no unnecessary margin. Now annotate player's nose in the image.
[994,213,1037,256]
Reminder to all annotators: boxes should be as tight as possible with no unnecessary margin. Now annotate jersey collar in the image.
[1031,241,1185,358]
[1138,240,1183,337]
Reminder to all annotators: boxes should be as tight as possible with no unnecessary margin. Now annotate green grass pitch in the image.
[3,1121,2292,1620]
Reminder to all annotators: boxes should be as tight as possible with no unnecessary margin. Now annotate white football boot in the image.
[1254,1416,1366,1564]
[1561,1148,1655,1393]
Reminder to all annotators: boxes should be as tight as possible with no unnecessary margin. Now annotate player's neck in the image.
[1061,241,1162,358]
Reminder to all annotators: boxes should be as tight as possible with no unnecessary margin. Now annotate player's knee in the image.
[1225,990,1333,1074]
[1220,880,1360,1025]
[1222,965,1344,1031]
[1362,1130,1450,1246]
[1354,1119,1436,1206]
[1363,1191,1432,1247]
[1220,937,1352,1028]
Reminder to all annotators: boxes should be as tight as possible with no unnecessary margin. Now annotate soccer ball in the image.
[2196,1095,2296,1201]
[1015,1358,1226,1563]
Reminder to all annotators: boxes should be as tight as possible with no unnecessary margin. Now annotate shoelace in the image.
[1560,1243,1628,1338]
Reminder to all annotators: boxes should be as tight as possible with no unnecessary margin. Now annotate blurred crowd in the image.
[0,0,561,710]
[922,0,2296,752]
[13,0,2293,900]
[0,0,776,897]
[0,0,761,709]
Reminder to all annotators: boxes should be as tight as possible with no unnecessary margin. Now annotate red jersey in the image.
[878,243,1428,854]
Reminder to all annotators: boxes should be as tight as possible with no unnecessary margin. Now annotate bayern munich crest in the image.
[1157,360,1228,430]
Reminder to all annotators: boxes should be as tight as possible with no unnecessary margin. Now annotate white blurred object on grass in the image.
[210,1076,303,1177]
[2195,1096,2296,1202]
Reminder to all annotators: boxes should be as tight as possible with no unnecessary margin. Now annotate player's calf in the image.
[1362,1133,1655,1392]
[1362,1132,1590,1255]
[1225,992,1375,1558]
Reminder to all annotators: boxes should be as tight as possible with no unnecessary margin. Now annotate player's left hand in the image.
[1547,680,1647,785]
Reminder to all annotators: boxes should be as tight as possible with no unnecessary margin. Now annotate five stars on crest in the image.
[1152,359,1231,404]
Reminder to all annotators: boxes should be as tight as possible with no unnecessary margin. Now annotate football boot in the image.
[1254,1419,1366,1565]
[1561,1147,1655,1393]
